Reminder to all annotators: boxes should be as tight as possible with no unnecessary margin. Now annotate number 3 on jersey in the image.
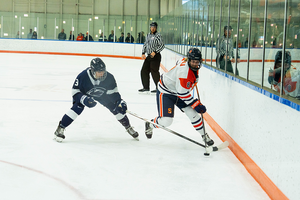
[74,79,79,86]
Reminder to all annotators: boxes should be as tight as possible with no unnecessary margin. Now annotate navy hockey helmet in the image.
[275,50,291,66]
[187,48,202,71]
[150,22,158,27]
[90,57,107,81]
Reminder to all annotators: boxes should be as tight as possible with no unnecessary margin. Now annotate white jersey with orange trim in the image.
[158,58,199,105]
[272,65,300,98]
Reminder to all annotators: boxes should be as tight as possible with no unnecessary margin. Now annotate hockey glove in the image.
[191,99,206,114]
[114,99,127,114]
[80,95,97,108]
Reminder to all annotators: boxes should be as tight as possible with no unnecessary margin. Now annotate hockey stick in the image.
[195,85,229,155]
[195,85,209,155]
[126,110,228,153]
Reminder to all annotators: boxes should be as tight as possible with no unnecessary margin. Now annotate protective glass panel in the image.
[248,1,264,84]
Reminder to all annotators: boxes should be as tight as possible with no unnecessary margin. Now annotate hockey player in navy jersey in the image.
[145,48,214,146]
[54,57,139,142]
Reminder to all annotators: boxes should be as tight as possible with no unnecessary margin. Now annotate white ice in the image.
[0,53,270,200]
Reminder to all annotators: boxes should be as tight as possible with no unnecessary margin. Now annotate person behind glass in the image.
[118,32,124,43]
[84,32,94,41]
[69,31,74,41]
[108,30,116,42]
[27,29,33,39]
[138,22,165,94]
[244,37,249,48]
[216,25,240,75]
[76,33,84,41]
[268,51,300,99]
[144,48,214,146]
[54,57,139,142]
[99,33,107,42]
[137,31,145,44]
[58,29,66,40]
[125,33,134,43]
[32,31,37,39]
[16,31,22,39]
[252,38,257,47]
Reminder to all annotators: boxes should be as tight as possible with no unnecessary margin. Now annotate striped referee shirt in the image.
[216,35,240,59]
[142,31,165,55]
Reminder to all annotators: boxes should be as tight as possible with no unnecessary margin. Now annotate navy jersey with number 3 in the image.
[72,68,121,110]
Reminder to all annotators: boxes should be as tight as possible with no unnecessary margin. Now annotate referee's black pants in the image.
[219,56,239,75]
[140,53,161,90]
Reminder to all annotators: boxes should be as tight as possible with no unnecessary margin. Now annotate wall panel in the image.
[109,0,123,15]
[150,0,159,17]
[94,0,108,15]
[124,0,136,16]
[137,0,148,16]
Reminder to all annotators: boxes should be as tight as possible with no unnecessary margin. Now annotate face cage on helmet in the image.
[91,68,107,81]
[188,59,202,71]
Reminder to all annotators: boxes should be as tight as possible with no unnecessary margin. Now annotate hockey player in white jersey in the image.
[145,48,214,146]
[54,57,139,142]
[268,50,300,99]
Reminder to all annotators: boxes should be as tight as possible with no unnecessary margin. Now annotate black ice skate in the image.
[202,133,214,146]
[150,89,157,95]
[138,88,150,94]
[54,122,65,142]
[145,121,153,139]
[126,126,139,141]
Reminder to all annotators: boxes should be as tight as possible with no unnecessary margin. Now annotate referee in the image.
[139,22,165,94]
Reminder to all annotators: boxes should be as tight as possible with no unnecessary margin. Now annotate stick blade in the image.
[206,141,229,153]
[213,141,229,152]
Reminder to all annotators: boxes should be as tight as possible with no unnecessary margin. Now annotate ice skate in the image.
[145,121,153,139]
[202,133,214,146]
[54,122,65,143]
[126,126,139,141]
[138,88,150,94]
[150,89,157,95]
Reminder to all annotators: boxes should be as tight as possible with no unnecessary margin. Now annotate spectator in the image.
[252,38,257,47]
[99,33,107,42]
[58,29,66,40]
[268,50,300,99]
[118,32,124,43]
[69,31,74,41]
[27,29,33,39]
[137,31,145,43]
[32,31,37,39]
[215,25,240,75]
[272,38,277,47]
[244,37,249,48]
[138,22,165,94]
[84,32,94,41]
[108,30,116,42]
[16,31,22,39]
[76,33,84,41]
[125,33,134,43]
[238,40,242,48]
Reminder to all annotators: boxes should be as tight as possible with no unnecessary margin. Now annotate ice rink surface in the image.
[0,53,270,200]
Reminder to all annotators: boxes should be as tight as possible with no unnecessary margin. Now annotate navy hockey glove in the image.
[114,99,127,114]
[80,95,97,108]
[191,99,206,114]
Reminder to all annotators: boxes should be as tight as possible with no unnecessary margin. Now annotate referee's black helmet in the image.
[150,22,158,27]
